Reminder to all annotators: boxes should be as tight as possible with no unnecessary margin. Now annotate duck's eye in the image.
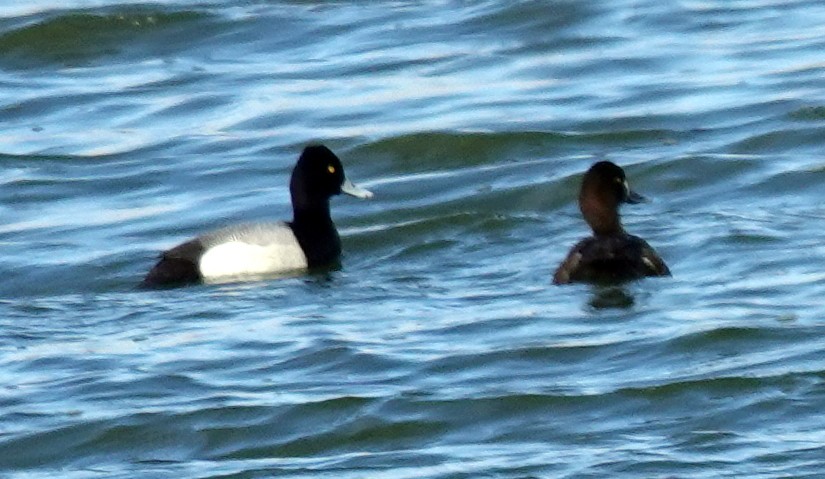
[327,165,336,174]
[614,177,623,183]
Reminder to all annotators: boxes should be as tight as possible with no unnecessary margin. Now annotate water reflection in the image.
[588,285,635,310]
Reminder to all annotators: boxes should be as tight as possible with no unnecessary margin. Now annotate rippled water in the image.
[2,1,825,477]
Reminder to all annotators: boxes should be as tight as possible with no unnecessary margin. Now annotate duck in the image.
[143,144,373,287]
[553,161,670,285]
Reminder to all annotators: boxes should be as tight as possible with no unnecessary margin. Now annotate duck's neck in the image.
[580,195,624,237]
[292,203,333,230]
[291,203,341,267]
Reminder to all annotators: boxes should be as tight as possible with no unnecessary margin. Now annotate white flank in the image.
[199,240,308,279]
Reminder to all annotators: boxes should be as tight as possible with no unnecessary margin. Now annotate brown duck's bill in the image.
[621,178,646,204]
[625,187,646,204]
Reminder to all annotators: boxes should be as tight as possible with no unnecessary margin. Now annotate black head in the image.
[290,145,346,204]
[579,161,645,235]
[289,145,373,212]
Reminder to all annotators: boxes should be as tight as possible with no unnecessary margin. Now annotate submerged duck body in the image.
[143,145,372,287]
[553,161,670,285]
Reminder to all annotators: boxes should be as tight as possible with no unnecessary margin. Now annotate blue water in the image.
[2,1,825,477]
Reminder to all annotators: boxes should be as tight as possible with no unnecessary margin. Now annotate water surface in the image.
[2,1,825,477]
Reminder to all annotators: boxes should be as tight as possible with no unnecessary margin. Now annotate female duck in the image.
[143,145,372,286]
[553,161,670,285]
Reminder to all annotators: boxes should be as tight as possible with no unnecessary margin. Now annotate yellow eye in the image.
[615,177,623,183]
[328,165,336,174]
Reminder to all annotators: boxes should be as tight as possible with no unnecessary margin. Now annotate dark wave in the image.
[0,9,214,68]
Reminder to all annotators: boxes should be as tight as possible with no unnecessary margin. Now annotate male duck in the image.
[143,145,372,286]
